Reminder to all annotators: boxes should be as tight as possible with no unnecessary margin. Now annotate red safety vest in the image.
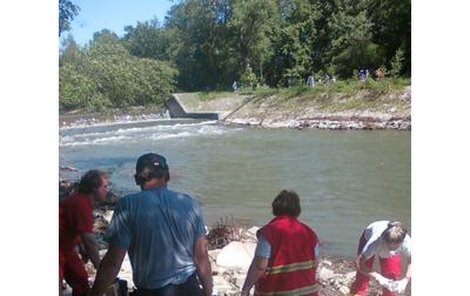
[255,215,319,296]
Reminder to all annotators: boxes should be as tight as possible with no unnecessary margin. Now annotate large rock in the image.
[216,241,256,271]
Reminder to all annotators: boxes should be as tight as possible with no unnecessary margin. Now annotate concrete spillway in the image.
[165,94,219,120]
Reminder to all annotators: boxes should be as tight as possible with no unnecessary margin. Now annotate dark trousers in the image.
[131,273,203,296]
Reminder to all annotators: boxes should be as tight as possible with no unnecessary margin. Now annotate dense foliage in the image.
[59,31,178,112]
[59,0,410,112]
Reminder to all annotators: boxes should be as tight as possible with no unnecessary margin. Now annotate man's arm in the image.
[193,236,213,296]
[80,232,101,269]
[77,238,89,263]
[240,256,268,296]
[89,245,126,296]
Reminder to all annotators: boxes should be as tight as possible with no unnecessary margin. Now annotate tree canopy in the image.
[59,0,80,36]
[59,0,411,112]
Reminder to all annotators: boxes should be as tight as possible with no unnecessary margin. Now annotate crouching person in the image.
[350,220,411,296]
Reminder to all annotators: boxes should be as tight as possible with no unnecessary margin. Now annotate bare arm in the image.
[355,253,374,277]
[241,256,268,296]
[193,236,213,296]
[77,238,89,263]
[89,245,126,296]
[80,232,101,269]
[405,257,411,280]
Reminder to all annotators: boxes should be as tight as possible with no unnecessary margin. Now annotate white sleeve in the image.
[400,235,412,257]
[362,238,381,259]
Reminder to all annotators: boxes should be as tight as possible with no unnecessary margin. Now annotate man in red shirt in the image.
[59,169,109,296]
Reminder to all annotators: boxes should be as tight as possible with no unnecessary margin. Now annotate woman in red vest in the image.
[241,190,320,296]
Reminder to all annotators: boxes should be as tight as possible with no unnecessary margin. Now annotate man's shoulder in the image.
[119,191,148,205]
[121,189,197,203]
[165,189,195,201]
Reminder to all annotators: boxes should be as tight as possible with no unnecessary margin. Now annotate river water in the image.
[59,118,411,258]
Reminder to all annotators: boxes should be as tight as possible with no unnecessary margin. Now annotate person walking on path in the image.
[89,153,213,296]
[350,220,411,296]
[241,190,321,296]
[59,169,109,296]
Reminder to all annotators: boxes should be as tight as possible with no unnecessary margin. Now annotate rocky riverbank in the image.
[176,86,411,131]
[86,209,410,296]
[59,86,411,131]
[60,181,410,296]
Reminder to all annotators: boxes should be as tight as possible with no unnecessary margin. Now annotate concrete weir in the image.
[165,94,219,120]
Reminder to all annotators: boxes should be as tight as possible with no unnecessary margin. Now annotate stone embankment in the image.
[176,86,412,131]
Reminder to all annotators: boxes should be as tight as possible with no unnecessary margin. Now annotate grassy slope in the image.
[176,79,411,123]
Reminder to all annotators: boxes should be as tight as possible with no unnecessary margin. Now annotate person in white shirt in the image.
[350,220,411,296]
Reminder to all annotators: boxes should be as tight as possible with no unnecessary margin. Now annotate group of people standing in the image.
[59,152,411,296]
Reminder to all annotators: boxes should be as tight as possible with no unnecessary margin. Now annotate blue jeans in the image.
[132,273,203,296]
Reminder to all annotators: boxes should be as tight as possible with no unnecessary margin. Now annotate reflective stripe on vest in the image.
[266,260,315,275]
[258,283,320,296]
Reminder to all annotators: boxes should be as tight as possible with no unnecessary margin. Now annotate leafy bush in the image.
[59,34,178,113]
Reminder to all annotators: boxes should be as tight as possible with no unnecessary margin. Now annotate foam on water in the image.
[59,119,233,147]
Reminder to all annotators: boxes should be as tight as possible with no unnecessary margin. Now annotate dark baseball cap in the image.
[136,153,169,176]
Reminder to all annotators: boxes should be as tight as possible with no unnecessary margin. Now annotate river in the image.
[59,118,411,258]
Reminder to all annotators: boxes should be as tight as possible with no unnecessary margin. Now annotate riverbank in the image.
[60,181,410,296]
[176,85,411,130]
[87,207,410,296]
[59,84,411,131]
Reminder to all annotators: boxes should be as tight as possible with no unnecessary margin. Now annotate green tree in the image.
[368,0,411,76]
[86,32,178,107]
[272,0,321,85]
[123,19,177,61]
[59,35,83,67]
[165,0,228,90]
[240,63,257,89]
[327,0,382,78]
[59,0,80,36]
[59,29,178,112]
[389,45,405,78]
[228,0,277,84]
[59,63,104,111]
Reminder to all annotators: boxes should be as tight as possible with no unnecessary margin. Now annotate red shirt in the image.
[59,192,93,252]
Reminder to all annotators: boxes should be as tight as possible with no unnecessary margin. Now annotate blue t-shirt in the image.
[105,187,206,289]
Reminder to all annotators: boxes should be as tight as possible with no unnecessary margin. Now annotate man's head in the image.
[78,169,109,202]
[134,153,170,186]
[381,221,408,251]
[272,190,301,218]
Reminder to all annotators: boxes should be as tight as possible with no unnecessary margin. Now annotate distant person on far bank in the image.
[232,80,238,92]
[350,220,411,296]
[89,153,213,296]
[241,190,321,296]
[307,74,315,87]
[59,169,109,296]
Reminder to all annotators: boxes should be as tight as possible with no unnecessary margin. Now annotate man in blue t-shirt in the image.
[90,153,213,296]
